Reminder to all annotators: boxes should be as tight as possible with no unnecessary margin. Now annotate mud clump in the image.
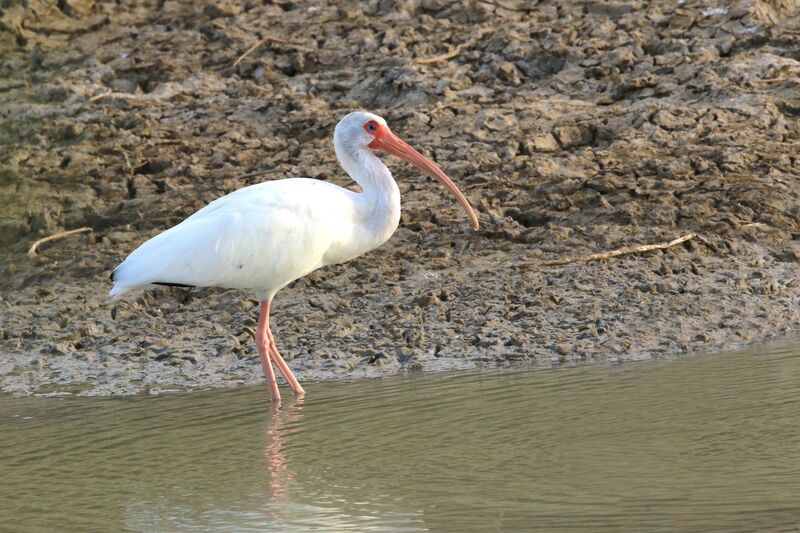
[1,0,799,396]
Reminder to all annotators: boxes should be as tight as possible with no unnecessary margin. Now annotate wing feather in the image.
[110,179,354,297]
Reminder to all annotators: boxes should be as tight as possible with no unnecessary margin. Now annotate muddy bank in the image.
[1,0,799,396]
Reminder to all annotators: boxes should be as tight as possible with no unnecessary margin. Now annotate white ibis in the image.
[109,111,479,402]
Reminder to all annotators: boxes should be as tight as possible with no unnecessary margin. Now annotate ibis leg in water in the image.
[256,300,305,402]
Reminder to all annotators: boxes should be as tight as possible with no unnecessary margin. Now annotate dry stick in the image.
[414,45,464,65]
[88,89,112,102]
[116,143,134,175]
[88,90,177,103]
[739,222,770,230]
[232,36,290,69]
[28,227,92,257]
[413,29,490,65]
[519,233,697,268]
[751,77,800,85]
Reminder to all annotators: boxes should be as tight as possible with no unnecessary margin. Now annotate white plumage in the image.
[109,111,478,402]
[111,179,368,297]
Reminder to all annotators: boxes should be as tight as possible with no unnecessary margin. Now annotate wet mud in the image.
[1,0,799,396]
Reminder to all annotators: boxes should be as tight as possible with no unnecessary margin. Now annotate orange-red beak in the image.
[369,128,480,230]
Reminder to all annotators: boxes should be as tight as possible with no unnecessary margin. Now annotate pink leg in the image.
[257,301,281,403]
[266,328,306,397]
[259,301,306,398]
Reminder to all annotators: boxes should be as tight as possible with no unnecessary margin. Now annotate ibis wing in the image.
[109,179,353,296]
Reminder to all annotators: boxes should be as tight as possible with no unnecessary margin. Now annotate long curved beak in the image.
[369,130,480,230]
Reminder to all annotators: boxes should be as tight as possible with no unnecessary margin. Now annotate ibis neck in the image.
[335,144,401,249]
[342,150,400,200]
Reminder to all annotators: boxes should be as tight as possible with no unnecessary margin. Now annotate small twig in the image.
[117,144,134,175]
[28,227,92,257]
[232,35,290,69]
[88,89,112,102]
[750,77,799,85]
[738,222,771,230]
[414,45,464,65]
[88,90,173,103]
[518,233,697,268]
[413,29,490,65]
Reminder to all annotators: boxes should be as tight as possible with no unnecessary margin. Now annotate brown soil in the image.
[1,0,799,396]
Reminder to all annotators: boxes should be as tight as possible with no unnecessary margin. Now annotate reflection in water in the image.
[2,340,800,531]
[263,399,302,501]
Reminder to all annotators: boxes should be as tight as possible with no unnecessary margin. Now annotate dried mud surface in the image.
[1,0,799,396]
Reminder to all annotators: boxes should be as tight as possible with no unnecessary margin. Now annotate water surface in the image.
[3,341,800,532]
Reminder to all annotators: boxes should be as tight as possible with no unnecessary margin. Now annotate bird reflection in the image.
[262,397,303,502]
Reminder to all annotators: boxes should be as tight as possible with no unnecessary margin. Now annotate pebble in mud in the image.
[2,0,800,396]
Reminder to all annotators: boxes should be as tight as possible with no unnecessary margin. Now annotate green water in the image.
[2,342,800,532]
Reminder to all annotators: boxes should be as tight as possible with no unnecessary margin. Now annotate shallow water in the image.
[2,341,800,532]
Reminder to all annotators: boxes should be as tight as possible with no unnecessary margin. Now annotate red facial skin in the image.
[363,120,479,230]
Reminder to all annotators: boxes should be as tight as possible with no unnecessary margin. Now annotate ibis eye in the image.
[367,122,376,131]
